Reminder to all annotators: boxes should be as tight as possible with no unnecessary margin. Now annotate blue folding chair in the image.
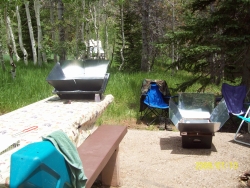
[221,83,250,145]
[140,82,172,127]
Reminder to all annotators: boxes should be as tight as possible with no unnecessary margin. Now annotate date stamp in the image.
[195,161,238,170]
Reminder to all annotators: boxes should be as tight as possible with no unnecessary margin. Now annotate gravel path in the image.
[118,129,250,188]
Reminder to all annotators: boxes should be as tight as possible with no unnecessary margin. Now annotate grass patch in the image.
[0,62,54,113]
[0,60,222,126]
[96,68,222,125]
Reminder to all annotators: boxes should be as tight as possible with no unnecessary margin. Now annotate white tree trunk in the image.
[34,0,47,65]
[6,16,20,62]
[34,0,42,65]
[96,3,100,59]
[93,6,100,58]
[0,42,5,71]
[0,16,6,71]
[104,16,108,60]
[79,0,85,59]
[75,4,80,59]
[50,0,57,62]
[104,0,108,60]
[57,0,66,61]
[141,0,150,71]
[171,1,175,75]
[4,9,12,67]
[16,6,28,65]
[8,44,16,79]
[25,1,37,65]
[119,2,125,70]
[4,8,15,78]
[86,21,90,58]
[81,0,85,43]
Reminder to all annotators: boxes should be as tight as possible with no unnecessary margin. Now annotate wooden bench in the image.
[77,125,127,188]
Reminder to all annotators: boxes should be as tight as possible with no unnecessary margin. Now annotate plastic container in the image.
[10,141,72,188]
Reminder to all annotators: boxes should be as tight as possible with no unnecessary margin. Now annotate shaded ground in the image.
[116,129,250,188]
[93,117,250,188]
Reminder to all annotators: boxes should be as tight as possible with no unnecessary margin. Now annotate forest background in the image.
[0,0,250,125]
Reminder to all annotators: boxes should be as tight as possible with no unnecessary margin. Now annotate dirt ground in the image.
[94,118,250,188]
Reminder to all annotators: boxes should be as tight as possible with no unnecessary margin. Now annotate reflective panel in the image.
[46,60,110,99]
[169,93,229,132]
[169,98,182,127]
[210,98,229,129]
[178,93,214,113]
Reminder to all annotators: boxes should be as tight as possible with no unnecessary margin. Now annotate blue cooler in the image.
[10,141,72,188]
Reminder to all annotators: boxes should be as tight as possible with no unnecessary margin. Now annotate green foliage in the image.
[121,8,142,72]
[0,61,54,113]
[164,0,250,91]
[17,3,37,61]
[114,0,179,72]
[0,59,224,125]
[97,66,222,124]
[114,1,142,72]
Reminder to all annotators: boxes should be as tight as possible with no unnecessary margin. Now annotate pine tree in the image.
[169,0,250,92]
